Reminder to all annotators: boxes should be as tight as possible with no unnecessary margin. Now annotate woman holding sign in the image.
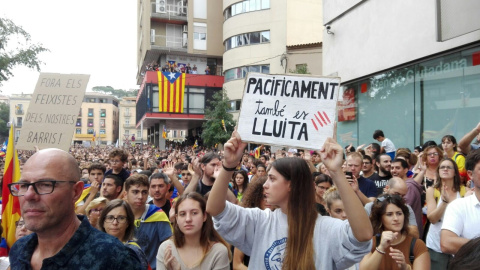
[206,130,373,269]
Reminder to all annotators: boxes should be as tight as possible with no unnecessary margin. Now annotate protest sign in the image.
[17,73,90,151]
[237,73,340,150]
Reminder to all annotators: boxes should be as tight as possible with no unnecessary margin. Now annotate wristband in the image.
[375,247,386,255]
[222,163,237,171]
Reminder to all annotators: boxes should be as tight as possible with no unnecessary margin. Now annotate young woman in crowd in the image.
[441,135,467,182]
[98,199,149,269]
[207,131,372,269]
[157,192,231,270]
[360,194,430,269]
[232,170,249,202]
[85,197,107,228]
[425,158,466,269]
[415,145,444,188]
[314,174,333,216]
[323,186,347,220]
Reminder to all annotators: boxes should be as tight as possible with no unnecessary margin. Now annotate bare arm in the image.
[320,138,373,241]
[412,250,430,270]
[184,158,201,194]
[408,225,419,239]
[232,248,248,270]
[206,131,246,216]
[440,229,469,254]
[425,187,447,224]
[458,122,480,155]
[163,162,185,195]
[413,161,426,185]
[75,182,100,215]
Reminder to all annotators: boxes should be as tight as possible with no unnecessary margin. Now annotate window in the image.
[17,117,22,127]
[125,119,130,126]
[137,130,141,138]
[76,128,81,134]
[88,108,94,117]
[224,65,270,82]
[87,98,95,103]
[193,23,207,50]
[124,130,130,135]
[87,129,94,134]
[100,129,106,135]
[166,24,183,48]
[193,0,207,19]
[100,119,105,127]
[88,119,94,127]
[224,30,270,52]
[224,0,270,20]
[227,100,242,112]
[15,104,23,114]
[76,118,82,127]
[100,109,106,117]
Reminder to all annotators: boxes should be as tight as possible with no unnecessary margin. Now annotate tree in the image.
[0,18,49,86]
[289,64,310,74]
[0,103,9,141]
[201,89,236,147]
[92,86,138,99]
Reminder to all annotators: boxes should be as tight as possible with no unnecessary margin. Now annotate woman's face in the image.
[381,203,404,233]
[315,182,332,199]
[104,206,128,241]
[263,168,291,208]
[439,160,455,180]
[15,217,33,240]
[176,199,206,237]
[442,139,455,154]
[328,199,347,220]
[320,164,329,175]
[426,148,440,166]
[88,203,106,226]
[235,173,245,187]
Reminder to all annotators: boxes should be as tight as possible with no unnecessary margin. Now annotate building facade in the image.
[9,94,33,142]
[119,96,148,146]
[222,0,323,119]
[323,0,480,149]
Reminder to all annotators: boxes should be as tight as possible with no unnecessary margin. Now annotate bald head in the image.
[25,148,81,182]
[384,177,407,197]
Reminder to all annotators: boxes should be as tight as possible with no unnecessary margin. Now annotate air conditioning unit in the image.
[150,29,155,44]
[156,0,167,13]
[183,25,188,33]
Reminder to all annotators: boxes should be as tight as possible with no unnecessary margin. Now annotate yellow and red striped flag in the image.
[157,71,186,113]
[1,124,21,252]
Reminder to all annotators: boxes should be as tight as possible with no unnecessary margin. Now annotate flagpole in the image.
[10,119,16,174]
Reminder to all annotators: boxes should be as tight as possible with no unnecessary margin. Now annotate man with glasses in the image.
[362,155,383,196]
[8,148,142,269]
[125,173,172,270]
[363,177,420,238]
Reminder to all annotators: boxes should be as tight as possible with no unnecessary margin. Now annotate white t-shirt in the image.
[442,194,480,240]
[381,138,396,153]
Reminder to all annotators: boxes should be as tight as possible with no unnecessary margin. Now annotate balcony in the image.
[124,112,132,117]
[124,124,134,128]
[15,123,22,128]
[151,34,187,53]
[15,109,24,115]
[151,1,188,22]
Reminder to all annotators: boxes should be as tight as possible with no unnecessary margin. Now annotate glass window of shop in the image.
[337,45,480,150]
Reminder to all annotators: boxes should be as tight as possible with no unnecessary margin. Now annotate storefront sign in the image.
[237,73,340,150]
[17,73,90,151]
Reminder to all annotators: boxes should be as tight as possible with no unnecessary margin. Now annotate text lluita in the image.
[252,118,308,141]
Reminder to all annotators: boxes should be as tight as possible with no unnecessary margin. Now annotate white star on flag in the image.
[168,72,176,80]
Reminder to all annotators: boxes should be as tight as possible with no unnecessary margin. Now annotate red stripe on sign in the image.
[323,111,331,124]
[473,51,480,66]
[318,112,327,125]
[311,119,319,131]
[361,83,368,93]
[314,114,324,127]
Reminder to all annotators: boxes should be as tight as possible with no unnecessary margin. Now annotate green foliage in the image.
[92,86,138,99]
[289,64,310,74]
[201,90,236,147]
[0,103,9,141]
[0,18,49,86]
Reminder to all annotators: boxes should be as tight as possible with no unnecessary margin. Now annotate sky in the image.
[0,0,138,96]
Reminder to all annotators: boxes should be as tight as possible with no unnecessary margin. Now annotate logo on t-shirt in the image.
[264,237,287,269]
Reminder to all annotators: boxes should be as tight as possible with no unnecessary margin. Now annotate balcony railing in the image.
[151,2,188,21]
[151,35,187,51]
[15,109,24,115]
[124,124,133,128]
[124,112,132,117]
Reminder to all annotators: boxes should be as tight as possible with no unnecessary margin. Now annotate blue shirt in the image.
[9,215,143,270]
[358,176,378,198]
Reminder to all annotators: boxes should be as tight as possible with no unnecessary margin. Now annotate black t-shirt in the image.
[368,172,390,196]
[148,199,171,216]
[196,179,213,196]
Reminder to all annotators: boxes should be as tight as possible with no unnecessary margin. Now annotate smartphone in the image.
[345,171,353,182]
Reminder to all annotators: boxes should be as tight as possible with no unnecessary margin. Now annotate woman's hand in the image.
[223,129,247,168]
[378,231,398,252]
[389,247,408,270]
[164,244,181,270]
[441,184,451,203]
[319,138,344,174]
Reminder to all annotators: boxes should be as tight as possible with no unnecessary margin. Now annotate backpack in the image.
[376,234,416,264]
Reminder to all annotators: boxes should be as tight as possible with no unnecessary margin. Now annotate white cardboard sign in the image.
[237,73,340,150]
[17,73,90,151]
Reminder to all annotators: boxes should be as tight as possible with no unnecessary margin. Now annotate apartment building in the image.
[9,94,33,142]
[119,96,148,145]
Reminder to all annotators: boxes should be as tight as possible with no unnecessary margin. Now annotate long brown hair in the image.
[370,194,410,235]
[434,158,461,192]
[271,157,317,269]
[173,192,232,262]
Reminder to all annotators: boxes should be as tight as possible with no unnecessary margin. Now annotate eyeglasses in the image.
[8,180,77,197]
[427,153,439,157]
[363,162,371,165]
[104,215,128,223]
[440,166,453,170]
[15,220,25,228]
[90,208,104,213]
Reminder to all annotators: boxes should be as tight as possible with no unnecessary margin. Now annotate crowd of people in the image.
[146,61,213,75]
[1,121,480,269]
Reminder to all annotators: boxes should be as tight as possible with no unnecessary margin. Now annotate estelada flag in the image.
[157,72,186,113]
[162,125,167,139]
[1,124,21,252]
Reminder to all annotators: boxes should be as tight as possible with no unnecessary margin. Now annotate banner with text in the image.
[17,73,90,151]
[237,73,340,150]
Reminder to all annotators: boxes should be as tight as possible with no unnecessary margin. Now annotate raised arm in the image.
[425,186,447,224]
[320,138,373,242]
[206,130,247,216]
[184,157,201,194]
[458,121,480,155]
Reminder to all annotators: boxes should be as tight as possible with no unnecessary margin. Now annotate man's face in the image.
[19,153,82,234]
[260,156,266,164]
[149,178,170,201]
[89,169,104,184]
[391,162,407,179]
[201,158,220,178]
[101,178,121,200]
[110,155,125,171]
[468,161,480,189]
[362,158,373,173]
[377,155,392,173]
[346,156,362,178]
[126,184,149,211]
[181,170,192,184]
[386,182,407,198]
